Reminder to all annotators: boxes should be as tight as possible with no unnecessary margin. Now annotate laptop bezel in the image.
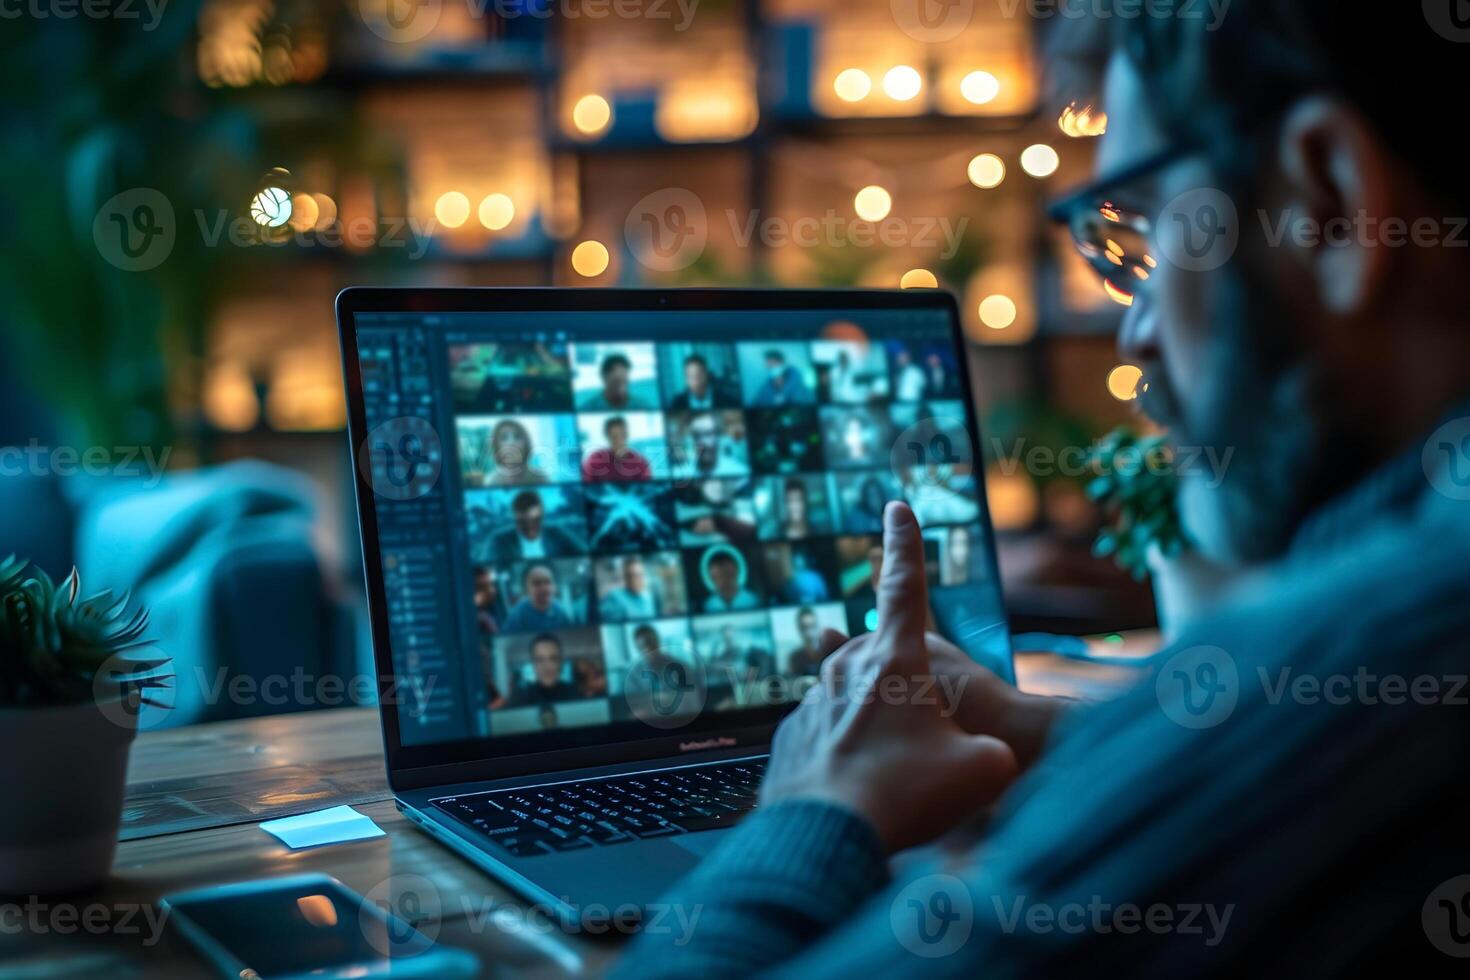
[336,287,1007,792]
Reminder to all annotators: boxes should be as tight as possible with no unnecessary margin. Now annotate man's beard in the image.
[1135,264,1328,566]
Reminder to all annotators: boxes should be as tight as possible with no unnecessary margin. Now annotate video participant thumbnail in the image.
[746,407,823,474]
[667,410,750,480]
[692,612,778,708]
[660,343,742,410]
[487,629,611,734]
[834,470,907,534]
[820,405,896,470]
[761,540,839,605]
[771,603,848,678]
[672,478,759,548]
[593,552,689,622]
[584,481,679,553]
[685,543,765,613]
[926,523,991,587]
[753,474,838,541]
[738,343,816,407]
[572,343,662,411]
[498,558,593,633]
[602,619,700,721]
[886,340,964,401]
[835,534,883,634]
[449,342,573,414]
[457,415,580,487]
[811,340,891,404]
[465,486,588,563]
[578,412,668,483]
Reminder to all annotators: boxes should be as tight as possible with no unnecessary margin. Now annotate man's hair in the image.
[511,490,541,515]
[1050,2,1468,211]
[472,563,492,577]
[604,415,627,437]
[764,349,784,363]
[784,478,806,497]
[797,606,816,621]
[633,624,658,644]
[708,551,737,568]
[523,562,554,585]
[684,354,708,372]
[600,353,632,376]
[530,633,562,656]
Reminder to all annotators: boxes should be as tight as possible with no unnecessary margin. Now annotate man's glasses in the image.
[1045,147,1191,307]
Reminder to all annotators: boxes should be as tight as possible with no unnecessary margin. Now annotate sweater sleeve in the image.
[609,799,889,980]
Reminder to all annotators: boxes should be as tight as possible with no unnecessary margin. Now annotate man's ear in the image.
[1275,97,1395,316]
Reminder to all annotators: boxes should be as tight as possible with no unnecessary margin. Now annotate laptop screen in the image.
[348,301,1008,754]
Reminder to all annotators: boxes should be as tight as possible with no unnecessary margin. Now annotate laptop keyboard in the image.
[431,759,766,858]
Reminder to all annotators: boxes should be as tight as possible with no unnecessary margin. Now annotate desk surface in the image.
[0,644,1147,978]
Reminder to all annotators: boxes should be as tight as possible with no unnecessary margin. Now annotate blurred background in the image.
[1,0,1155,726]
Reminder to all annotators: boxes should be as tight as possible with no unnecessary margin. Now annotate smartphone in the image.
[161,873,479,979]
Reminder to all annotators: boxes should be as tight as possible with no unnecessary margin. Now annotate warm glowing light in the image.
[571,240,610,277]
[882,65,922,102]
[310,193,337,231]
[978,294,1018,330]
[250,187,292,228]
[1059,101,1108,137]
[900,268,939,289]
[833,68,872,102]
[1142,253,1158,268]
[1132,266,1150,281]
[572,94,612,136]
[656,79,758,142]
[478,193,515,231]
[433,191,471,229]
[1103,280,1135,306]
[203,361,259,432]
[966,153,1006,189]
[287,193,319,232]
[960,70,1000,105]
[853,185,892,222]
[1020,144,1060,178]
[1107,364,1144,401]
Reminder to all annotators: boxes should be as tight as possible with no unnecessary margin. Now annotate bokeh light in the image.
[853,185,892,222]
[967,153,1006,189]
[571,240,610,277]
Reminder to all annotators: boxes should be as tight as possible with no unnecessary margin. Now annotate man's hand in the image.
[759,502,1019,853]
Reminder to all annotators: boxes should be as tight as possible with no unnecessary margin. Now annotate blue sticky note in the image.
[259,805,386,849]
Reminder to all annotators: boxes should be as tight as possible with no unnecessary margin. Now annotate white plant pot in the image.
[0,701,136,895]
[1147,545,1240,643]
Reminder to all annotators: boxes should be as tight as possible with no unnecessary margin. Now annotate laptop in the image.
[336,287,1013,923]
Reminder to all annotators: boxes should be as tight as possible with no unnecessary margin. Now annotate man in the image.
[470,563,505,635]
[892,345,928,402]
[752,349,813,406]
[622,624,691,708]
[580,352,645,411]
[490,489,580,560]
[617,6,1470,975]
[599,555,663,622]
[502,563,575,633]
[702,548,760,613]
[677,412,748,478]
[510,633,580,707]
[582,416,652,483]
[670,353,732,410]
[783,606,826,678]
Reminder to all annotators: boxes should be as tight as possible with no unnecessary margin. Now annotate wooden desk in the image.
[0,647,1147,979]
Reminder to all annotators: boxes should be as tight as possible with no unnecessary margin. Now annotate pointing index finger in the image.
[875,500,930,671]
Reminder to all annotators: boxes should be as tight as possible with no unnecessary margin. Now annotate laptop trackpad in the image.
[671,832,725,858]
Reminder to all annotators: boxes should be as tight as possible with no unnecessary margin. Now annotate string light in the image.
[478,193,515,231]
[571,240,610,277]
[966,153,1006,189]
[572,94,612,136]
[882,65,922,102]
[960,70,1000,106]
[853,185,892,222]
[1020,144,1060,178]
[433,191,471,229]
[833,68,872,102]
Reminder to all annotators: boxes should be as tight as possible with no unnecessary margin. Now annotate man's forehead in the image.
[1094,51,1171,176]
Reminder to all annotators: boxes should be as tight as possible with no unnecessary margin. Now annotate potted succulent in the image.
[1085,428,1232,638]
[0,555,170,894]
